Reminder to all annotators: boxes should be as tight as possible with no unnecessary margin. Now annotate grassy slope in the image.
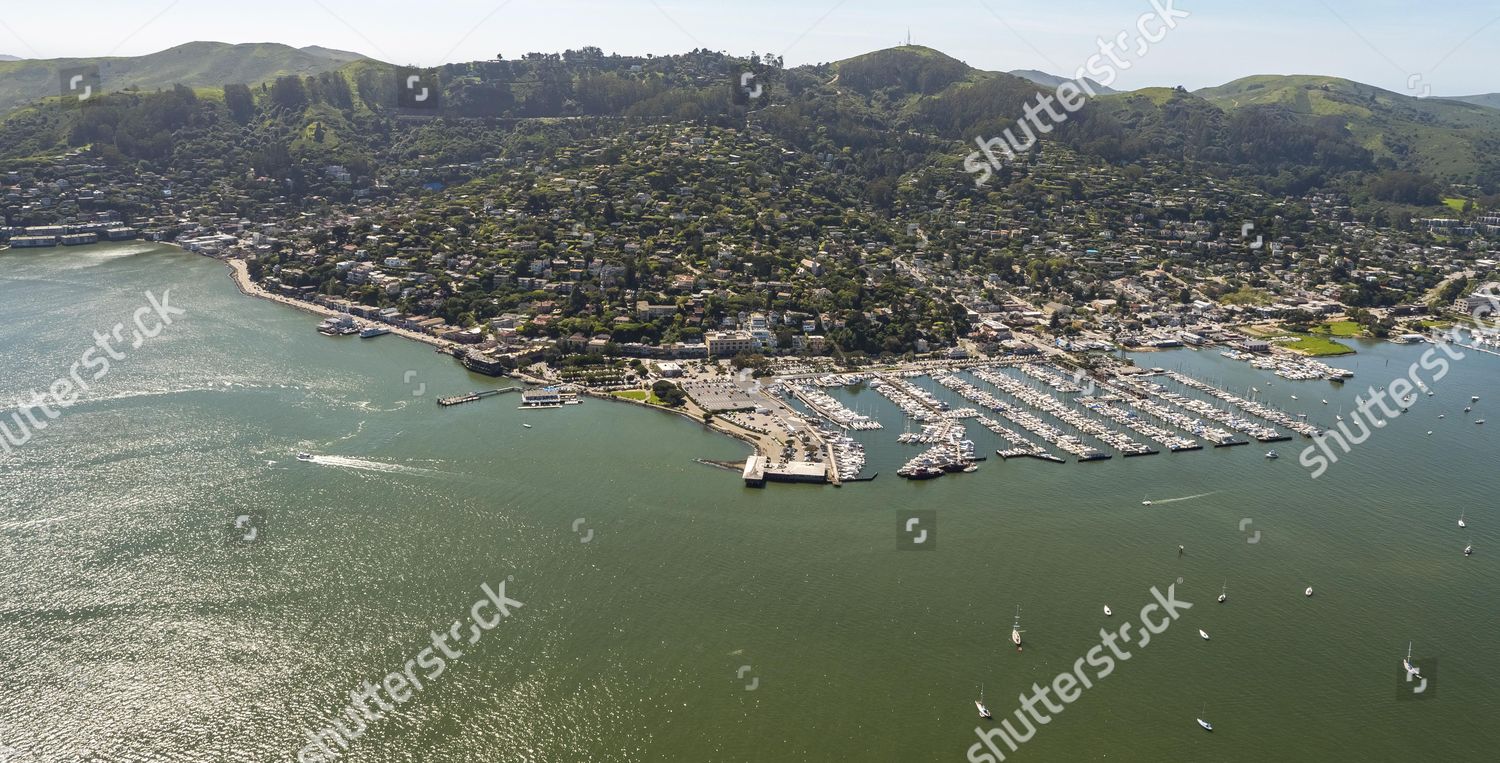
[1196,75,1500,182]
[0,42,371,116]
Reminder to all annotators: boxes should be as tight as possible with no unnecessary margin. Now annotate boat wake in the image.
[300,455,446,477]
[1149,491,1220,504]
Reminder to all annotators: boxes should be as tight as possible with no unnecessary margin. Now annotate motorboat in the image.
[1199,629,1210,640]
[296,452,314,462]
[1305,587,1314,597]
[1265,450,1279,459]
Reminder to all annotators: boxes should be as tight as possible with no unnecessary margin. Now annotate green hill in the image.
[1196,75,1500,185]
[0,41,372,115]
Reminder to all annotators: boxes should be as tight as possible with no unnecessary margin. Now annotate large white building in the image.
[706,331,758,357]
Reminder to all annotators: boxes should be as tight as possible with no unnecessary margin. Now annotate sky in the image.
[1,0,1496,95]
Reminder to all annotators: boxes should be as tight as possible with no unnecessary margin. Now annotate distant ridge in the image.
[0,54,21,62]
[0,41,378,115]
[1009,68,1117,95]
[1449,93,1500,111]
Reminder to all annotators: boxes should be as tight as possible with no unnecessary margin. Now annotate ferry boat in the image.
[359,326,391,338]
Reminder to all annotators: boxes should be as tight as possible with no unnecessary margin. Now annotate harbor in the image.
[719,353,1336,478]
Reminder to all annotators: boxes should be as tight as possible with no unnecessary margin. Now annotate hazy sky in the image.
[1,0,1496,95]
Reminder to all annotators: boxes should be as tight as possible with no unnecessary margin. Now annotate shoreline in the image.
[582,388,766,459]
[191,248,768,460]
[219,257,458,352]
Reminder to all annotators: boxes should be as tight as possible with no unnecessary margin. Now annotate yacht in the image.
[359,326,390,338]
[1404,642,1420,678]
[976,684,992,719]
[1265,450,1279,459]
[296,452,314,462]
[1465,543,1474,556]
[1218,582,1227,604]
[1010,607,1024,647]
[522,423,533,429]
[1197,709,1213,732]
[1476,419,1487,425]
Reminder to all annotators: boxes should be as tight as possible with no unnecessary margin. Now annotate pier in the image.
[437,388,517,407]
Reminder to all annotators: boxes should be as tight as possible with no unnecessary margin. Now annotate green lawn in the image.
[1310,320,1363,337]
[1285,333,1356,356]
[1443,196,1469,213]
[613,389,667,405]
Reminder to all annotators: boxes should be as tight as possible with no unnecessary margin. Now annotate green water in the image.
[1,242,1496,761]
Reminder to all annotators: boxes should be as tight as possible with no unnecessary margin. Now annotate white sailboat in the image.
[1218,582,1227,604]
[1403,642,1420,678]
[1464,542,1474,556]
[1197,705,1213,732]
[1011,607,1024,647]
[1459,513,1467,528]
[976,684,992,719]
[1103,605,1113,616]
[1199,629,1210,640]
[1305,586,1314,597]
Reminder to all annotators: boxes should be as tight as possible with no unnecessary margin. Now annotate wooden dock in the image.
[437,388,518,407]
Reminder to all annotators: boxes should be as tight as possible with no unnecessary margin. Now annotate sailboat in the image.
[1199,628,1211,640]
[1465,542,1474,556]
[1197,705,1213,732]
[976,684,993,719]
[1218,582,1227,604]
[1305,586,1314,597]
[1403,642,1420,677]
[1011,607,1024,647]
[1459,513,1467,528]
[1103,605,1113,616]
